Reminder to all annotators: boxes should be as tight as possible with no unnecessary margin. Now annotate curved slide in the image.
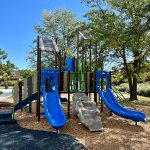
[43,89,66,129]
[98,87,146,123]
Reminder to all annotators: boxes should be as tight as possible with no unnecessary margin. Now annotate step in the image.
[0,111,13,122]
[0,117,13,123]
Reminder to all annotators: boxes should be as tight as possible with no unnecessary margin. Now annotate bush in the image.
[0,80,17,86]
[7,80,17,86]
[117,82,150,97]
[0,91,3,95]
[116,83,129,92]
[137,83,150,97]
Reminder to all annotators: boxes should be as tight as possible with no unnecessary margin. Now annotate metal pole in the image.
[95,42,98,69]
[76,31,79,90]
[19,81,23,111]
[82,39,84,71]
[109,71,112,116]
[67,71,70,119]
[94,72,97,105]
[89,40,92,72]
[37,36,41,121]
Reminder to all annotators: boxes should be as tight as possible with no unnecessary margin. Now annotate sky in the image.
[0,0,89,69]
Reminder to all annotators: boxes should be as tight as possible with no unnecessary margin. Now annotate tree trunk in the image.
[130,75,138,100]
[130,55,139,100]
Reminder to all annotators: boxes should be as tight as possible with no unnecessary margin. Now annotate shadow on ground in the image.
[0,123,86,150]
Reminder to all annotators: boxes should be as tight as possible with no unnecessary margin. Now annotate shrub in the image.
[117,82,150,97]
[116,83,129,92]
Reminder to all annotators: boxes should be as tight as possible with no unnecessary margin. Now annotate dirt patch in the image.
[11,102,149,150]
[0,96,150,150]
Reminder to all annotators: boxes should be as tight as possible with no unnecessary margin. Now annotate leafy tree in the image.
[27,8,83,69]
[82,0,150,100]
[20,69,34,79]
[0,49,17,87]
[0,48,7,61]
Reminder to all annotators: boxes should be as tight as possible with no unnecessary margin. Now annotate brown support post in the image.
[85,72,88,96]
[37,36,41,121]
[109,71,112,116]
[89,40,92,72]
[93,72,97,105]
[76,32,79,90]
[58,51,62,96]
[100,78,104,112]
[55,52,57,69]
[67,71,70,119]
[82,39,84,71]
[95,42,98,69]
[59,51,61,70]
[19,81,23,111]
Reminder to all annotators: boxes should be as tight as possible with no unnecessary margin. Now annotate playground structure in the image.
[0,31,147,130]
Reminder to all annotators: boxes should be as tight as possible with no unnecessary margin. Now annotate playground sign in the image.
[39,38,59,52]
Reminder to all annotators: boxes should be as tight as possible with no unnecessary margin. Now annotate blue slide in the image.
[98,87,146,123]
[43,89,66,129]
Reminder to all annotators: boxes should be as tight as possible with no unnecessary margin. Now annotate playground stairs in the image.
[0,110,13,122]
[73,93,103,132]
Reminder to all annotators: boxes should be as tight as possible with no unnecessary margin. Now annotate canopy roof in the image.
[39,38,59,52]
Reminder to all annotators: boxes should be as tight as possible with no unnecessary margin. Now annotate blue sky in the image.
[0,0,89,69]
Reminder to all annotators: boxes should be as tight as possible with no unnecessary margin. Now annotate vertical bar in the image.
[76,32,79,90]
[89,40,92,72]
[93,72,97,105]
[58,51,61,96]
[95,42,98,69]
[37,36,41,121]
[100,77,104,112]
[64,52,66,66]
[55,52,57,69]
[85,72,88,95]
[82,39,84,71]
[19,81,23,111]
[59,51,61,70]
[27,77,33,113]
[109,71,112,116]
[67,71,70,119]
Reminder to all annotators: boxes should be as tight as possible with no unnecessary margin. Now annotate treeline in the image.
[0,49,34,88]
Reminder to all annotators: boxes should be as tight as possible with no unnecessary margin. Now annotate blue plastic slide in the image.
[43,87,66,129]
[98,87,146,123]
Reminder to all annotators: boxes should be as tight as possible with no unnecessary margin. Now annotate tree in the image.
[0,49,17,87]
[82,0,150,100]
[20,69,34,79]
[0,49,7,75]
[27,8,83,69]
[0,48,7,61]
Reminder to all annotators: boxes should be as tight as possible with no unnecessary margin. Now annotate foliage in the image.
[19,69,34,79]
[0,48,7,61]
[27,8,83,69]
[117,82,150,97]
[0,49,17,87]
[82,0,150,100]
[112,71,126,85]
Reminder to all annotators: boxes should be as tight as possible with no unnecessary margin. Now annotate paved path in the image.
[0,124,86,150]
[0,89,12,100]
